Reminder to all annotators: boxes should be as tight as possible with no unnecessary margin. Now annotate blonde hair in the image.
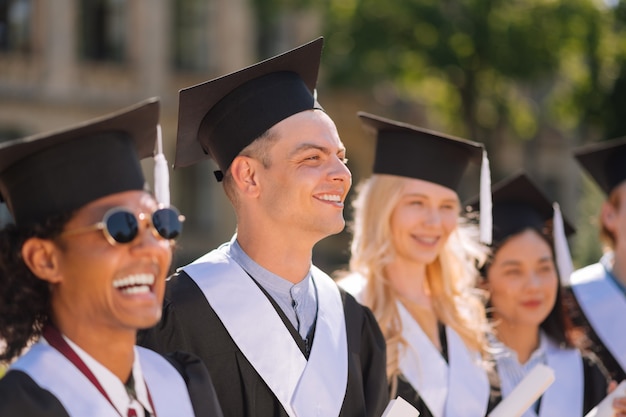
[348,174,490,395]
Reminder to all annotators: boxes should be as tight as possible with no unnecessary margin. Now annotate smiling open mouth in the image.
[113,273,155,295]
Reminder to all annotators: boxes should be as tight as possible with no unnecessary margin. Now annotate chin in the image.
[133,310,162,330]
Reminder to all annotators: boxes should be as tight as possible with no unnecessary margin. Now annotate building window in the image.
[0,0,32,54]
[79,0,126,62]
[172,0,211,71]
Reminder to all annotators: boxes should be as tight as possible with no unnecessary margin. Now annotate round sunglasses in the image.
[61,206,185,245]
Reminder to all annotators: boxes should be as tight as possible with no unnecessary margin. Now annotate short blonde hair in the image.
[348,174,490,394]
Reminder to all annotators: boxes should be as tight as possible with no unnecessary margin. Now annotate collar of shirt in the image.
[228,234,318,340]
[491,330,549,402]
[63,336,154,417]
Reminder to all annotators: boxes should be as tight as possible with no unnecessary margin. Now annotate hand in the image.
[612,380,626,417]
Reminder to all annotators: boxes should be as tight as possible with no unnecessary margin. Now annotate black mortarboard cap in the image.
[467,172,575,246]
[358,112,484,191]
[573,137,626,195]
[0,98,160,226]
[175,37,324,180]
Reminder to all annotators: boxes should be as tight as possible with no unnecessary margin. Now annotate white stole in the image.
[537,340,584,417]
[397,302,490,417]
[183,247,348,417]
[570,262,626,372]
[11,343,195,417]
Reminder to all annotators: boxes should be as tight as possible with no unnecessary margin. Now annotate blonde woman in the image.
[339,112,492,417]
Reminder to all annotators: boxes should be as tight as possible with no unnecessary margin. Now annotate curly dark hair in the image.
[0,212,72,364]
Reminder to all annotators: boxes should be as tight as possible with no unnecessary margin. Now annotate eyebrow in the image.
[499,256,553,267]
[288,142,346,157]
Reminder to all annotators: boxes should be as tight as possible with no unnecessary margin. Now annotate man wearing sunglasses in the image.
[138,38,388,417]
[0,98,223,417]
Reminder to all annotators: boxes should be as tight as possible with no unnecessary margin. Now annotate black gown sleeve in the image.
[340,289,389,417]
[582,354,610,414]
[0,370,71,417]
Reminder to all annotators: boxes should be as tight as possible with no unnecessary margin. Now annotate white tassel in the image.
[154,125,170,207]
[553,202,574,286]
[479,150,492,245]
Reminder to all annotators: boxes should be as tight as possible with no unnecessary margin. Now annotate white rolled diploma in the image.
[488,363,555,417]
[584,380,626,417]
[382,396,420,417]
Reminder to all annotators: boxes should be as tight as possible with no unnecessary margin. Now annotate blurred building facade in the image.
[0,0,344,271]
[0,0,593,272]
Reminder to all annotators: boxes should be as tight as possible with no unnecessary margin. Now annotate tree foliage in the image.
[320,0,626,153]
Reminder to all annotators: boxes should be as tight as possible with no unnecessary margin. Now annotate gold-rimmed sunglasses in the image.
[61,206,185,245]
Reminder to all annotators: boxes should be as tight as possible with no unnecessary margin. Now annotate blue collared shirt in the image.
[490,332,549,417]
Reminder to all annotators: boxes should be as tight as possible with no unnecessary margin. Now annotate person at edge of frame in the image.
[0,98,223,417]
[564,138,626,387]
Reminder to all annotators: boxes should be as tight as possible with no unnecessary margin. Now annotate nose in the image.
[330,156,352,185]
[133,214,172,251]
[526,272,542,289]
[423,207,442,227]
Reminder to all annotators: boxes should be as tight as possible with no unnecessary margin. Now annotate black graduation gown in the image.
[138,270,389,417]
[0,351,223,417]
[485,354,609,416]
[562,286,626,383]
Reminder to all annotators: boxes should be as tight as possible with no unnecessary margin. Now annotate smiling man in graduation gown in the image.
[566,138,626,383]
[137,38,388,417]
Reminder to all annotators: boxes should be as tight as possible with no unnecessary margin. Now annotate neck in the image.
[385,259,431,308]
[236,226,314,284]
[612,250,626,287]
[495,319,540,364]
[52,315,135,382]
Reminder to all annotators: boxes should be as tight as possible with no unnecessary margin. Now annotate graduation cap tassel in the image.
[479,150,493,245]
[553,202,574,286]
[154,125,170,207]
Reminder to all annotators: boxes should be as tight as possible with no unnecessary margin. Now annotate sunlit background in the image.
[1,0,624,275]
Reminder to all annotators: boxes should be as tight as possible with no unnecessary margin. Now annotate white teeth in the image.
[318,194,341,202]
[120,285,151,295]
[417,236,438,244]
[113,273,155,290]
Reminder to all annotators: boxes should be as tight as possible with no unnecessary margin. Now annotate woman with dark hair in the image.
[0,98,222,417]
[476,173,621,416]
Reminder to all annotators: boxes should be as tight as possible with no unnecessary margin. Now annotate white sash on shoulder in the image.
[183,247,348,417]
[537,341,583,417]
[11,343,195,417]
[138,347,196,417]
[397,302,489,417]
[571,262,626,372]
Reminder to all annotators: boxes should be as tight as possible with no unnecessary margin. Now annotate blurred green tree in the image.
[320,0,622,167]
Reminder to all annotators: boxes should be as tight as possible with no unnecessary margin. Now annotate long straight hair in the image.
[347,174,490,392]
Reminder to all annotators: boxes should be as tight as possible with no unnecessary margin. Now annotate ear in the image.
[21,237,63,284]
[230,155,261,197]
[601,200,617,234]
